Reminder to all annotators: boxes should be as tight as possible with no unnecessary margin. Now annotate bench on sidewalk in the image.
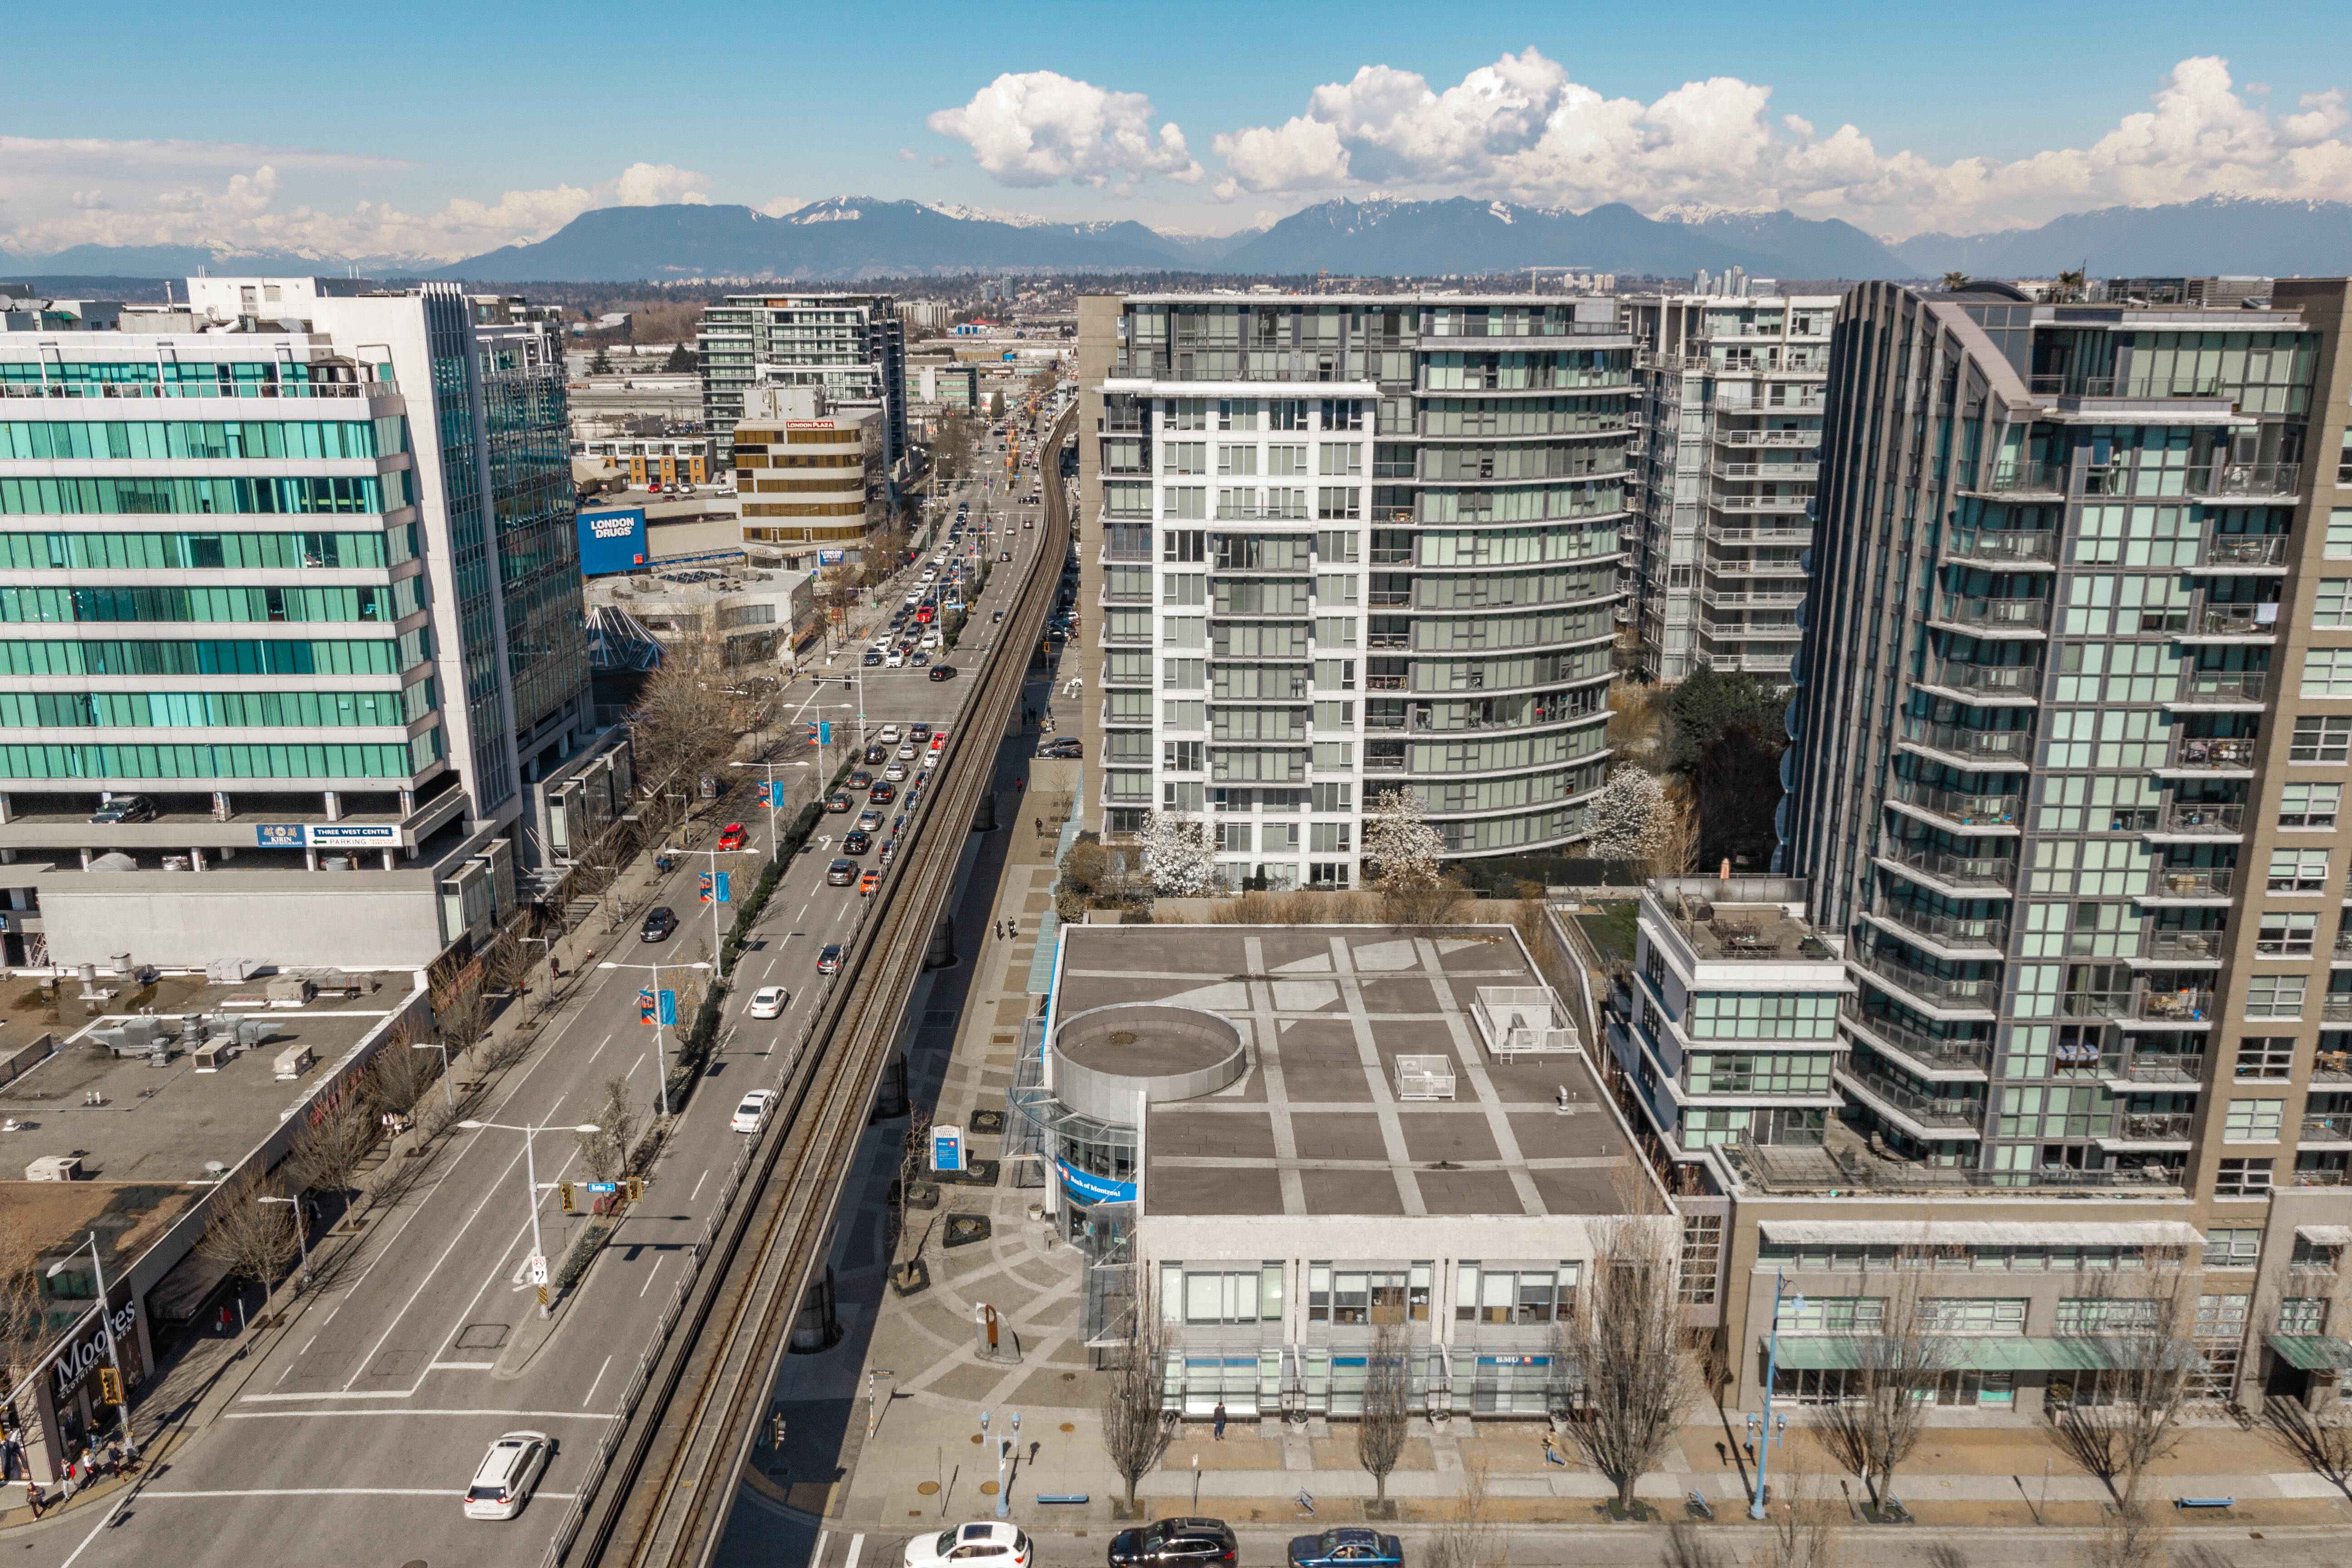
[2174,1497,2234,1510]
[1035,1494,1088,1506]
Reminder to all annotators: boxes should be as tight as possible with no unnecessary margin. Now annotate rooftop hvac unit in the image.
[25,1155,83,1182]
[1393,1055,1457,1102]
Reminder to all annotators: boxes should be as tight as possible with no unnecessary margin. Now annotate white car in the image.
[920,750,939,771]
[884,762,908,782]
[885,650,906,668]
[747,986,788,1019]
[731,1090,776,1134]
[877,724,904,744]
[897,744,917,761]
[463,1430,553,1520]
[904,1522,1032,1568]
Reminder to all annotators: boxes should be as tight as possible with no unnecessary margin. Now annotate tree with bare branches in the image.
[576,1075,641,1185]
[1429,1454,1504,1568]
[630,630,740,808]
[2078,1486,2171,1568]
[1816,1256,1945,1509]
[1100,1281,1173,1509]
[1358,1319,1412,1504]
[283,1094,377,1203]
[0,1213,52,1436]
[2044,1259,2199,1499]
[1761,1472,1842,1568]
[1553,1206,1700,1512]
[195,1170,300,1292]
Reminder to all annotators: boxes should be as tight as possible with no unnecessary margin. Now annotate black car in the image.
[1108,1518,1237,1568]
[862,651,883,666]
[864,743,889,765]
[928,664,958,682]
[869,782,897,805]
[909,723,932,741]
[90,794,158,824]
[825,792,853,813]
[640,906,678,943]
[1285,1529,1401,1568]
[1039,738,1083,760]
[847,769,873,790]
[842,830,872,854]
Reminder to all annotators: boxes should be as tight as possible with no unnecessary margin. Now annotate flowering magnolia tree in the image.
[1363,789,1459,924]
[1587,764,1668,864]
[1138,810,1215,897]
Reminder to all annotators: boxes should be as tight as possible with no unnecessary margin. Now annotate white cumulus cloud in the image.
[928,70,1201,189]
[1210,51,2352,237]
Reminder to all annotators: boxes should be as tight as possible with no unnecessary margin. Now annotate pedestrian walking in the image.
[24,1478,42,1519]
[59,1465,75,1502]
[1541,1431,1567,1467]
[1212,1401,1227,1441]
[219,1302,234,1335]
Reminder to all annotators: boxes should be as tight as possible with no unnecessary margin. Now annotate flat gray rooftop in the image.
[0,987,394,1185]
[1054,925,1631,1221]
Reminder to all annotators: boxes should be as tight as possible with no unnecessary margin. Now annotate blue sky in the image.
[6,0,2351,260]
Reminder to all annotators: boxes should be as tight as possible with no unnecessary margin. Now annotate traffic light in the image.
[97,1367,123,1404]
[624,1176,645,1203]
[560,1181,577,1214]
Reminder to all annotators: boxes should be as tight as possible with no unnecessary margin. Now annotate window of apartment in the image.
[1164,1265,1282,1325]
[2235,1036,2296,1078]
[1452,1263,1578,1325]
[2338,440,2352,484]
[1314,572,1359,606]
[1162,658,1204,690]
[1163,441,1207,475]
[2305,649,2352,698]
[1162,740,1203,772]
[2318,580,2352,628]
[1779,1296,1884,1334]
[2292,714,2352,762]
[2269,848,2331,892]
[2190,1293,2252,1399]
[2279,1297,2329,1335]
[2204,1227,2263,1268]
[2258,910,2319,956]
[1162,572,1206,606]
[1313,529,1360,563]
[1310,781,1353,812]
[2246,974,2306,1018]
[1216,444,1258,476]
[1216,398,1259,432]
[1318,443,1364,477]
[2055,1297,2162,1334]
[1166,398,1207,432]
[1265,444,1308,477]
[1162,529,1205,563]
[2280,782,2342,829]
[2216,1156,2274,1197]
[1270,399,1308,432]
[1687,991,1838,1039]
[1218,822,1252,852]
[1312,658,1356,692]
[2225,1098,2285,1142]
[1310,821,1352,853]
[1920,1298,2028,1335]
[1679,1214,1724,1307]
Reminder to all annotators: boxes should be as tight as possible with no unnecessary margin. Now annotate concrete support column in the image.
[381,849,397,871]
[398,788,415,815]
[0,793,12,825]
[78,848,92,870]
[323,790,342,823]
[189,849,206,872]
[924,911,956,970]
[211,791,230,821]
[304,847,320,872]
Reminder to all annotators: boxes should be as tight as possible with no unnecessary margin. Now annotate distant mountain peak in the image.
[1651,202,1781,225]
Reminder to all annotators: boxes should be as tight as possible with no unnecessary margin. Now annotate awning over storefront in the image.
[1768,1336,2124,1372]
[2267,1334,2352,1372]
[1757,1220,2206,1249]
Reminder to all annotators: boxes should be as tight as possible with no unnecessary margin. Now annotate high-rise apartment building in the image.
[1622,293,1837,681]
[1673,275,2352,1417]
[697,293,906,479]
[0,277,609,969]
[1077,293,1632,886]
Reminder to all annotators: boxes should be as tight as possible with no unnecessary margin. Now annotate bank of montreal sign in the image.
[1055,1158,1135,1205]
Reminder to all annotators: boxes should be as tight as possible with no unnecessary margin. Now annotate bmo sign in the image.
[577,508,649,576]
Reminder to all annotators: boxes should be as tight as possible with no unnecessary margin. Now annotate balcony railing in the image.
[2150,867,2234,898]
[2116,1051,2205,1084]
[1842,1067,1985,1127]
[2199,462,2302,498]
[0,374,400,401]
[1712,461,1820,482]
[1962,461,2069,494]
[2154,803,2244,835]
[1944,528,2059,564]
[2144,929,2227,961]
[2174,672,2267,705]
[1891,780,2023,829]
[1901,720,2033,761]
[2136,987,2215,1022]
[1713,428,1819,449]
[1922,662,2040,699]
[1844,1006,1994,1072]
[2303,1115,2352,1142]
[2170,737,2256,770]
[2028,373,2225,399]
[1882,843,2015,891]
[1713,493,1815,513]
[1871,902,2009,949]
[2200,534,2291,568]
[1933,593,2050,632]
[2110,1112,2196,1142]
[1854,947,2000,1009]
[1707,524,1813,545]
[1365,673,1408,691]
[2324,996,2352,1024]
[2192,604,2277,637]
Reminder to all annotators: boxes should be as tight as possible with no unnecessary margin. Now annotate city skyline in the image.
[4,0,2352,265]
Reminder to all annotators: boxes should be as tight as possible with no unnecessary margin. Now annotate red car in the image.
[715,822,747,852]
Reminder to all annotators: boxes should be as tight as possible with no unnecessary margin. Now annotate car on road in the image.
[747,986,788,1019]
[857,808,884,832]
[877,724,903,744]
[847,769,873,790]
[816,943,843,975]
[463,1430,553,1520]
[858,869,880,895]
[715,822,747,852]
[999,550,1012,561]
[928,664,958,681]
[921,750,939,771]
[869,782,897,805]
[909,650,931,667]
[991,609,1004,622]
[905,1522,1033,1568]
[641,906,678,942]
[1107,1517,1239,1568]
[90,793,159,824]
[1023,519,1034,529]
[884,761,908,782]
[862,650,883,666]
[865,743,889,765]
[910,723,931,741]
[885,649,906,667]
[1285,1529,1403,1568]
[843,829,872,854]
[896,743,918,761]
[730,1089,776,1134]
[1038,738,1083,760]
[826,857,858,886]
[826,792,852,813]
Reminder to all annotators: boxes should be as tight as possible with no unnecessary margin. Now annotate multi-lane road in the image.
[29,424,1065,1568]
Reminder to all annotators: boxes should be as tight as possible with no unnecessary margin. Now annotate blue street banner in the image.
[660,989,677,1026]
[819,720,832,745]
[715,871,731,903]
[757,781,779,807]
[638,988,680,1026]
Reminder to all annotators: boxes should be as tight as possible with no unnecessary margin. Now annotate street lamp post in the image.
[258,1194,311,1286]
[1750,1271,1800,1519]
[598,959,711,1119]
[458,1118,601,1318]
[48,1232,135,1459]
[412,1034,456,1116]
[731,757,813,872]
[664,841,750,979]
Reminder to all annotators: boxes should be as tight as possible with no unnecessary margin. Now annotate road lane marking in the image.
[843,1532,864,1568]
[55,1494,128,1568]
[588,1029,614,1064]
[812,1530,829,1568]
[134,1487,581,1499]
[430,1361,496,1371]
[690,1170,710,1202]
[583,1353,614,1409]
[639,1256,666,1298]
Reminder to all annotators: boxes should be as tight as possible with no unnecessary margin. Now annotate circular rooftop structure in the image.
[1049,1003,1246,1124]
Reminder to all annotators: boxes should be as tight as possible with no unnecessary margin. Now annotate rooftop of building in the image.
[0,974,402,1188]
[1639,877,1838,967]
[1053,923,1636,1222]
